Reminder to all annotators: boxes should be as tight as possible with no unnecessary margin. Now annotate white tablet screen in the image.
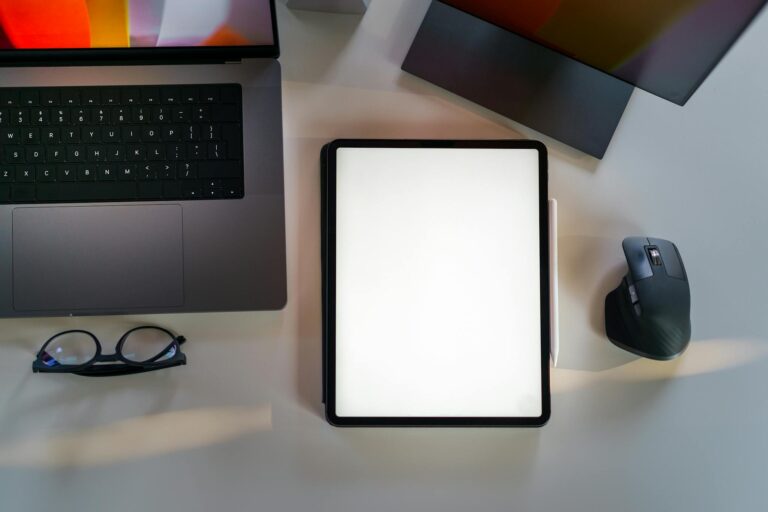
[334,146,544,418]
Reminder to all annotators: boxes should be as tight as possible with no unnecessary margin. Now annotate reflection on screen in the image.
[444,0,767,104]
[0,0,274,49]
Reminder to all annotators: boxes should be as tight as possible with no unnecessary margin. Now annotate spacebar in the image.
[37,183,138,202]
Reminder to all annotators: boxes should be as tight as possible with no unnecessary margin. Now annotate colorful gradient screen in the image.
[0,0,274,50]
[444,0,767,104]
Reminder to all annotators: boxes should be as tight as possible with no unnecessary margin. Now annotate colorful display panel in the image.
[444,0,767,104]
[0,0,274,49]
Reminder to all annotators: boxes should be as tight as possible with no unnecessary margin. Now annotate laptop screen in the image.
[0,0,276,58]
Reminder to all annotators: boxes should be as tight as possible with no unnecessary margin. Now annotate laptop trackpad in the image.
[13,205,184,312]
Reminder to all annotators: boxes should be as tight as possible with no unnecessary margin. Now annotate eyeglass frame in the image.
[32,326,187,377]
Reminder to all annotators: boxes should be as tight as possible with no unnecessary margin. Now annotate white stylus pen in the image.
[549,199,559,367]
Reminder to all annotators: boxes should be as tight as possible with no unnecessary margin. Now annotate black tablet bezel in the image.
[0,0,279,66]
[322,139,551,427]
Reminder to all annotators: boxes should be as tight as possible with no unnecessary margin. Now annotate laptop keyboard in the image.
[0,84,244,204]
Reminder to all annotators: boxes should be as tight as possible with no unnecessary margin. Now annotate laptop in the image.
[0,0,286,317]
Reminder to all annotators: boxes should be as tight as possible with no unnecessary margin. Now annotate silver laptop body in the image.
[0,13,285,318]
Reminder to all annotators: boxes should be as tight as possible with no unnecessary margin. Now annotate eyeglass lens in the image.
[41,332,97,367]
[121,328,177,363]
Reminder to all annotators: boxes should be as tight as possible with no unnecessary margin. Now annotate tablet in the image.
[322,140,550,427]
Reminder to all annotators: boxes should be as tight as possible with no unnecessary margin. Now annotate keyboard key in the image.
[41,90,61,106]
[102,126,119,142]
[208,142,226,160]
[20,90,39,106]
[147,143,165,160]
[26,147,44,162]
[220,85,240,104]
[63,127,80,143]
[16,166,35,182]
[106,145,125,161]
[221,124,242,157]
[212,105,240,123]
[132,106,150,123]
[138,181,163,199]
[118,164,136,181]
[43,128,60,144]
[112,107,130,124]
[152,106,170,123]
[98,165,117,181]
[123,126,141,142]
[11,183,35,202]
[203,124,221,140]
[51,108,69,125]
[13,108,29,125]
[121,88,140,105]
[185,125,201,141]
[193,106,211,122]
[35,183,60,202]
[142,87,160,105]
[23,128,40,144]
[163,125,181,141]
[61,90,80,106]
[200,86,220,103]
[37,166,56,182]
[139,163,160,180]
[101,88,120,106]
[224,184,243,198]
[198,161,240,178]
[82,89,100,106]
[160,163,176,179]
[40,89,61,107]
[179,162,197,179]
[182,182,202,199]
[67,146,85,162]
[142,126,161,141]
[0,185,9,201]
[72,108,89,124]
[0,167,13,182]
[78,165,97,181]
[47,146,65,162]
[57,165,77,182]
[181,87,198,104]
[166,143,185,160]
[204,188,223,199]
[172,106,191,123]
[88,146,105,162]
[161,87,181,104]
[91,107,109,124]
[127,145,146,161]
[31,109,48,125]
[82,127,100,143]
[2,128,19,143]
[162,180,181,198]
[187,142,204,159]
[4,146,24,163]
[1,90,19,106]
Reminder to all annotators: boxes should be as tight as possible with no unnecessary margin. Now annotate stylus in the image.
[549,199,559,367]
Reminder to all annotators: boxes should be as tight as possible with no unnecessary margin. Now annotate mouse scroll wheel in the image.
[648,248,662,266]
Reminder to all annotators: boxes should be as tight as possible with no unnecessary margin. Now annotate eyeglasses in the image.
[33,326,187,377]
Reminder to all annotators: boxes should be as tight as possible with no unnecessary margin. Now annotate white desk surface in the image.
[2,1,767,510]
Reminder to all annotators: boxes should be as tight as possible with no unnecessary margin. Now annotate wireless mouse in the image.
[605,237,691,360]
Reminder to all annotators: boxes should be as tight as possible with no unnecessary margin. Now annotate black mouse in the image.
[605,237,691,360]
